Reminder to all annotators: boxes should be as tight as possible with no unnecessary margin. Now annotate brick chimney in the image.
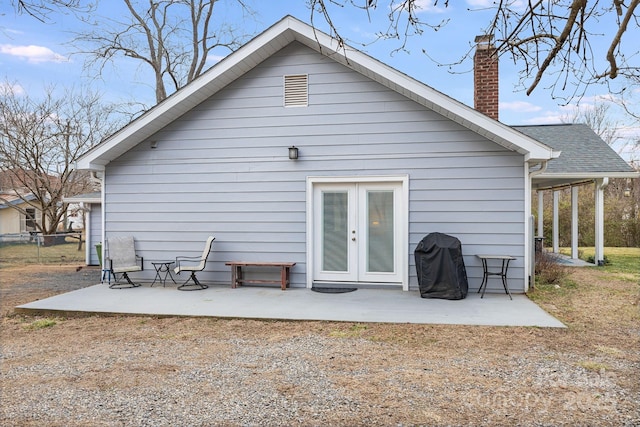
[473,34,499,120]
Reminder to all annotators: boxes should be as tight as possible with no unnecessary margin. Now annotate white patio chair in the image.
[174,236,215,291]
[107,236,144,289]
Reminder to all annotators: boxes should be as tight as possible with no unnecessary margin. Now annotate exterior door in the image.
[313,182,403,283]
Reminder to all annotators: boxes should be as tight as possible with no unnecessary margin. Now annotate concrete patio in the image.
[17,283,565,328]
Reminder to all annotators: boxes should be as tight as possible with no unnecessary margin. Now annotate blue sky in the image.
[1,0,637,162]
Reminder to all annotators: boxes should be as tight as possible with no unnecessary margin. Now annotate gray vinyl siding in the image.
[103,42,526,292]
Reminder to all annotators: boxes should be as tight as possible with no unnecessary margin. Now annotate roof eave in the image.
[291,20,556,161]
[77,18,301,170]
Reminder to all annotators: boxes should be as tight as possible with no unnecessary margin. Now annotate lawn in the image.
[0,240,86,265]
[531,247,639,330]
[558,246,640,274]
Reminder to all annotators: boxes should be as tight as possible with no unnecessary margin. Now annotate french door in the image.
[312,182,403,284]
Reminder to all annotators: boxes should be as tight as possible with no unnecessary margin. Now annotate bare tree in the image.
[563,98,639,162]
[74,0,255,105]
[562,101,621,146]
[309,1,639,101]
[0,83,121,234]
[9,0,93,22]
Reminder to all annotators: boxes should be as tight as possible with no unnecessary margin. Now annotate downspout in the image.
[90,171,103,184]
[526,160,548,291]
[529,160,548,177]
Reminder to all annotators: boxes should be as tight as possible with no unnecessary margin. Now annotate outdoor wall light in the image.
[624,188,631,197]
[150,141,158,149]
[288,146,299,160]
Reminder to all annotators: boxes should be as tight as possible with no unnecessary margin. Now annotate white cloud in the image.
[519,105,576,124]
[466,0,527,11]
[568,93,621,108]
[414,0,448,13]
[205,54,226,65]
[619,124,640,141]
[465,0,494,6]
[0,82,25,96]
[500,100,543,113]
[0,44,68,63]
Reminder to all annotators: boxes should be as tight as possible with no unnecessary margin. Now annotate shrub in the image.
[535,251,569,285]
[586,254,611,266]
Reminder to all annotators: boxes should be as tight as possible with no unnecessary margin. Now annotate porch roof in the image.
[62,192,101,204]
[517,124,639,189]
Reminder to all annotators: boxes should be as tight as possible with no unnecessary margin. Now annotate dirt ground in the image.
[1,264,639,426]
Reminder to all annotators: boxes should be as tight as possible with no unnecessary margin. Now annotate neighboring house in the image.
[0,192,40,235]
[0,169,58,236]
[62,192,102,266]
[76,16,638,293]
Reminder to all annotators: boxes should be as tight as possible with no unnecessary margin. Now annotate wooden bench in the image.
[225,261,296,290]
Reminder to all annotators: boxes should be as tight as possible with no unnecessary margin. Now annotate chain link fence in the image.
[0,232,86,264]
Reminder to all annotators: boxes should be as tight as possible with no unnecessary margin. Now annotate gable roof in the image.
[76,15,558,170]
[515,124,639,189]
[0,169,59,192]
[0,192,37,209]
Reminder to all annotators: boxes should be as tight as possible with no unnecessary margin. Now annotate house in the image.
[76,16,637,293]
[62,192,102,266]
[0,191,39,236]
[0,169,45,236]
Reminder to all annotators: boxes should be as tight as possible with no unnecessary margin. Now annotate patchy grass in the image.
[530,248,640,329]
[577,360,611,372]
[329,323,369,338]
[0,241,85,265]
[595,345,623,356]
[25,318,59,330]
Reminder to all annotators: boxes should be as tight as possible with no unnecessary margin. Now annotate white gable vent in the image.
[284,74,308,107]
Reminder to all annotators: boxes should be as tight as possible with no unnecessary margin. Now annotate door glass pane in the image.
[367,191,394,273]
[323,192,348,272]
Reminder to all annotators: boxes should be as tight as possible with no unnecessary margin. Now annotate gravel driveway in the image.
[1,264,639,426]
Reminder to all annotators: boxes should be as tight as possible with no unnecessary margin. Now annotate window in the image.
[284,74,308,107]
[25,208,36,230]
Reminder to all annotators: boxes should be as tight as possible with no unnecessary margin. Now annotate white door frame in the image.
[306,175,409,290]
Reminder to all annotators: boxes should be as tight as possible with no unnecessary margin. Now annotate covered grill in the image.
[414,233,468,300]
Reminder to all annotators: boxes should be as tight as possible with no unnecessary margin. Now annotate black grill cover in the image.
[414,233,468,300]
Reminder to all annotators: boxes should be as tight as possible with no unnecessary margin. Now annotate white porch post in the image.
[552,190,560,253]
[537,191,544,237]
[594,178,608,265]
[83,203,91,265]
[571,186,579,259]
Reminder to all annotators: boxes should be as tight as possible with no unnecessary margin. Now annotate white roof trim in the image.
[534,171,640,180]
[63,195,101,204]
[77,15,556,170]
